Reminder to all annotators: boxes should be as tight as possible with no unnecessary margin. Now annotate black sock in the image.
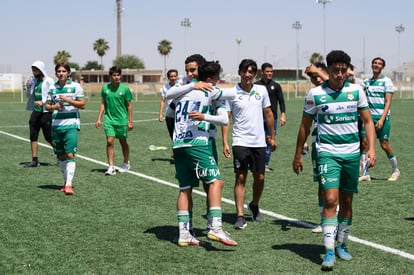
[33,157,38,162]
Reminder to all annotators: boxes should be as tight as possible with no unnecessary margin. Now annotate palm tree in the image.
[93,38,110,69]
[54,50,71,65]
[157,39,172,80]
[309,52,324,65]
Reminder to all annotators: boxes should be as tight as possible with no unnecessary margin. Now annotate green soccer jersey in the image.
[364,74,394,120]
[304,81,369,157]
[48,79,84,130]
[101,83,132,125]
[33,80,44,113]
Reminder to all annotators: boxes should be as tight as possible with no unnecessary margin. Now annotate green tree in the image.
[113,55,145,70]
[309,52,324,64]
[93,38,110,69]
[54,50,71,64]
[82,61,103,70]
[157,39,172,80]
[68,62,80,71]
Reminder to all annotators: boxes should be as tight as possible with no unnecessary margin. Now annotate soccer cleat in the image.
[312,224,323,233]
[335,243,352,261]
[233,216,247,229]
[60,183,66,192]
[24,161,40,168]
[359,175,371,182]
[207,228,238,246]
[265,165,272,172]
[248,201,263,222]
[105,166,116,176]
[388,170,400,181]
[118,162,130,173]
[64,186,74,195]
[178,231,201,247]
[321,250,335,271]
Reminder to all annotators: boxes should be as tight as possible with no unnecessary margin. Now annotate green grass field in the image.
[0,94,413,274]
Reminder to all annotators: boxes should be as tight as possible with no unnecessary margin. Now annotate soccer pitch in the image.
[0,97,413,274]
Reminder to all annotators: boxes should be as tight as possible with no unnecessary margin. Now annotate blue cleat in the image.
[336,243,353,260]
[321,250,335,271]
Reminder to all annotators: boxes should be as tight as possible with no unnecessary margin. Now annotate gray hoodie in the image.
[26,61,55,112]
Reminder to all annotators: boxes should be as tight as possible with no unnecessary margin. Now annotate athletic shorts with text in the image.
[316,153,360,193]
[53,127,79,156]
[173,146,221,190]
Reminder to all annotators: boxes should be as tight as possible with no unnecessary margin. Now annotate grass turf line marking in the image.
[1,129,413,262]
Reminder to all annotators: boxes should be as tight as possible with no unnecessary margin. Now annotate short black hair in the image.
[198,61,221,82]
[55,63,71,74]
[166,69,178,78]
[109,66,122,75]
[371,57,386,67]
[184,54,206,66]
[326,50,351,67]
[238,59,257,74]
[261,62,273,71]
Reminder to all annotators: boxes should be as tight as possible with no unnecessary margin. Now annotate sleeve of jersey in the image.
[262,90,271,108]
[76,84,85,99]
[219,88,236,100]
[203,107,228,126]
[303,91,316,117]
[385,78,394,94]
[357,88,369,110]
[165,82,195,99]
[125,87,133,101]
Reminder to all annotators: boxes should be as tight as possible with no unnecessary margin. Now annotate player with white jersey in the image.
[359,57,400,182]
[166,59,237,247]
[293,50,376,271]
[46,63,85,196]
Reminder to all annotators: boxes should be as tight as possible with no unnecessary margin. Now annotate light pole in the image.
[316,0,332,56]
[292,20,302,98]
[181,18,192,56]
[395,24,405,93]
[236,37,242,63]
[116,0,123,58]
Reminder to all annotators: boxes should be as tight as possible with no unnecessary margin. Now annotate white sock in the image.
[59,159,67,182]
[322,224,338,250]
[65,161,76,187]
[337,224,351,243]
[389,156,398,172]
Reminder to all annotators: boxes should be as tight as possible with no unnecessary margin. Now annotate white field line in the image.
[1,129,413,262]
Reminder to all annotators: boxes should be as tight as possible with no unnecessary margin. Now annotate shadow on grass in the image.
[37,184,62,191]
[91,168,108,174]
[20,161,55,167]
[151,157,174,164]
[272,243,324,264]
[144,225,237,252]
[272,219,314,232]
[404,217,414,221]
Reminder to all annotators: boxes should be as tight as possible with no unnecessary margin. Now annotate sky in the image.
[1,0,413,76]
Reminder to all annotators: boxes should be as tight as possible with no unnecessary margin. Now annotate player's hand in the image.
[292,157,303,175]
[189,112,204,121]
[223,145,231,159]
[194,82,214,92]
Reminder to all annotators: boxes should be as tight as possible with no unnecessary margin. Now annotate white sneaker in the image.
[312,224,323,233]
[207,227,238,246]
[118,162,130,173]
[359,175,371,182]
[178,230,201,247]
[388,170,400,181]
[105,166,116,176]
